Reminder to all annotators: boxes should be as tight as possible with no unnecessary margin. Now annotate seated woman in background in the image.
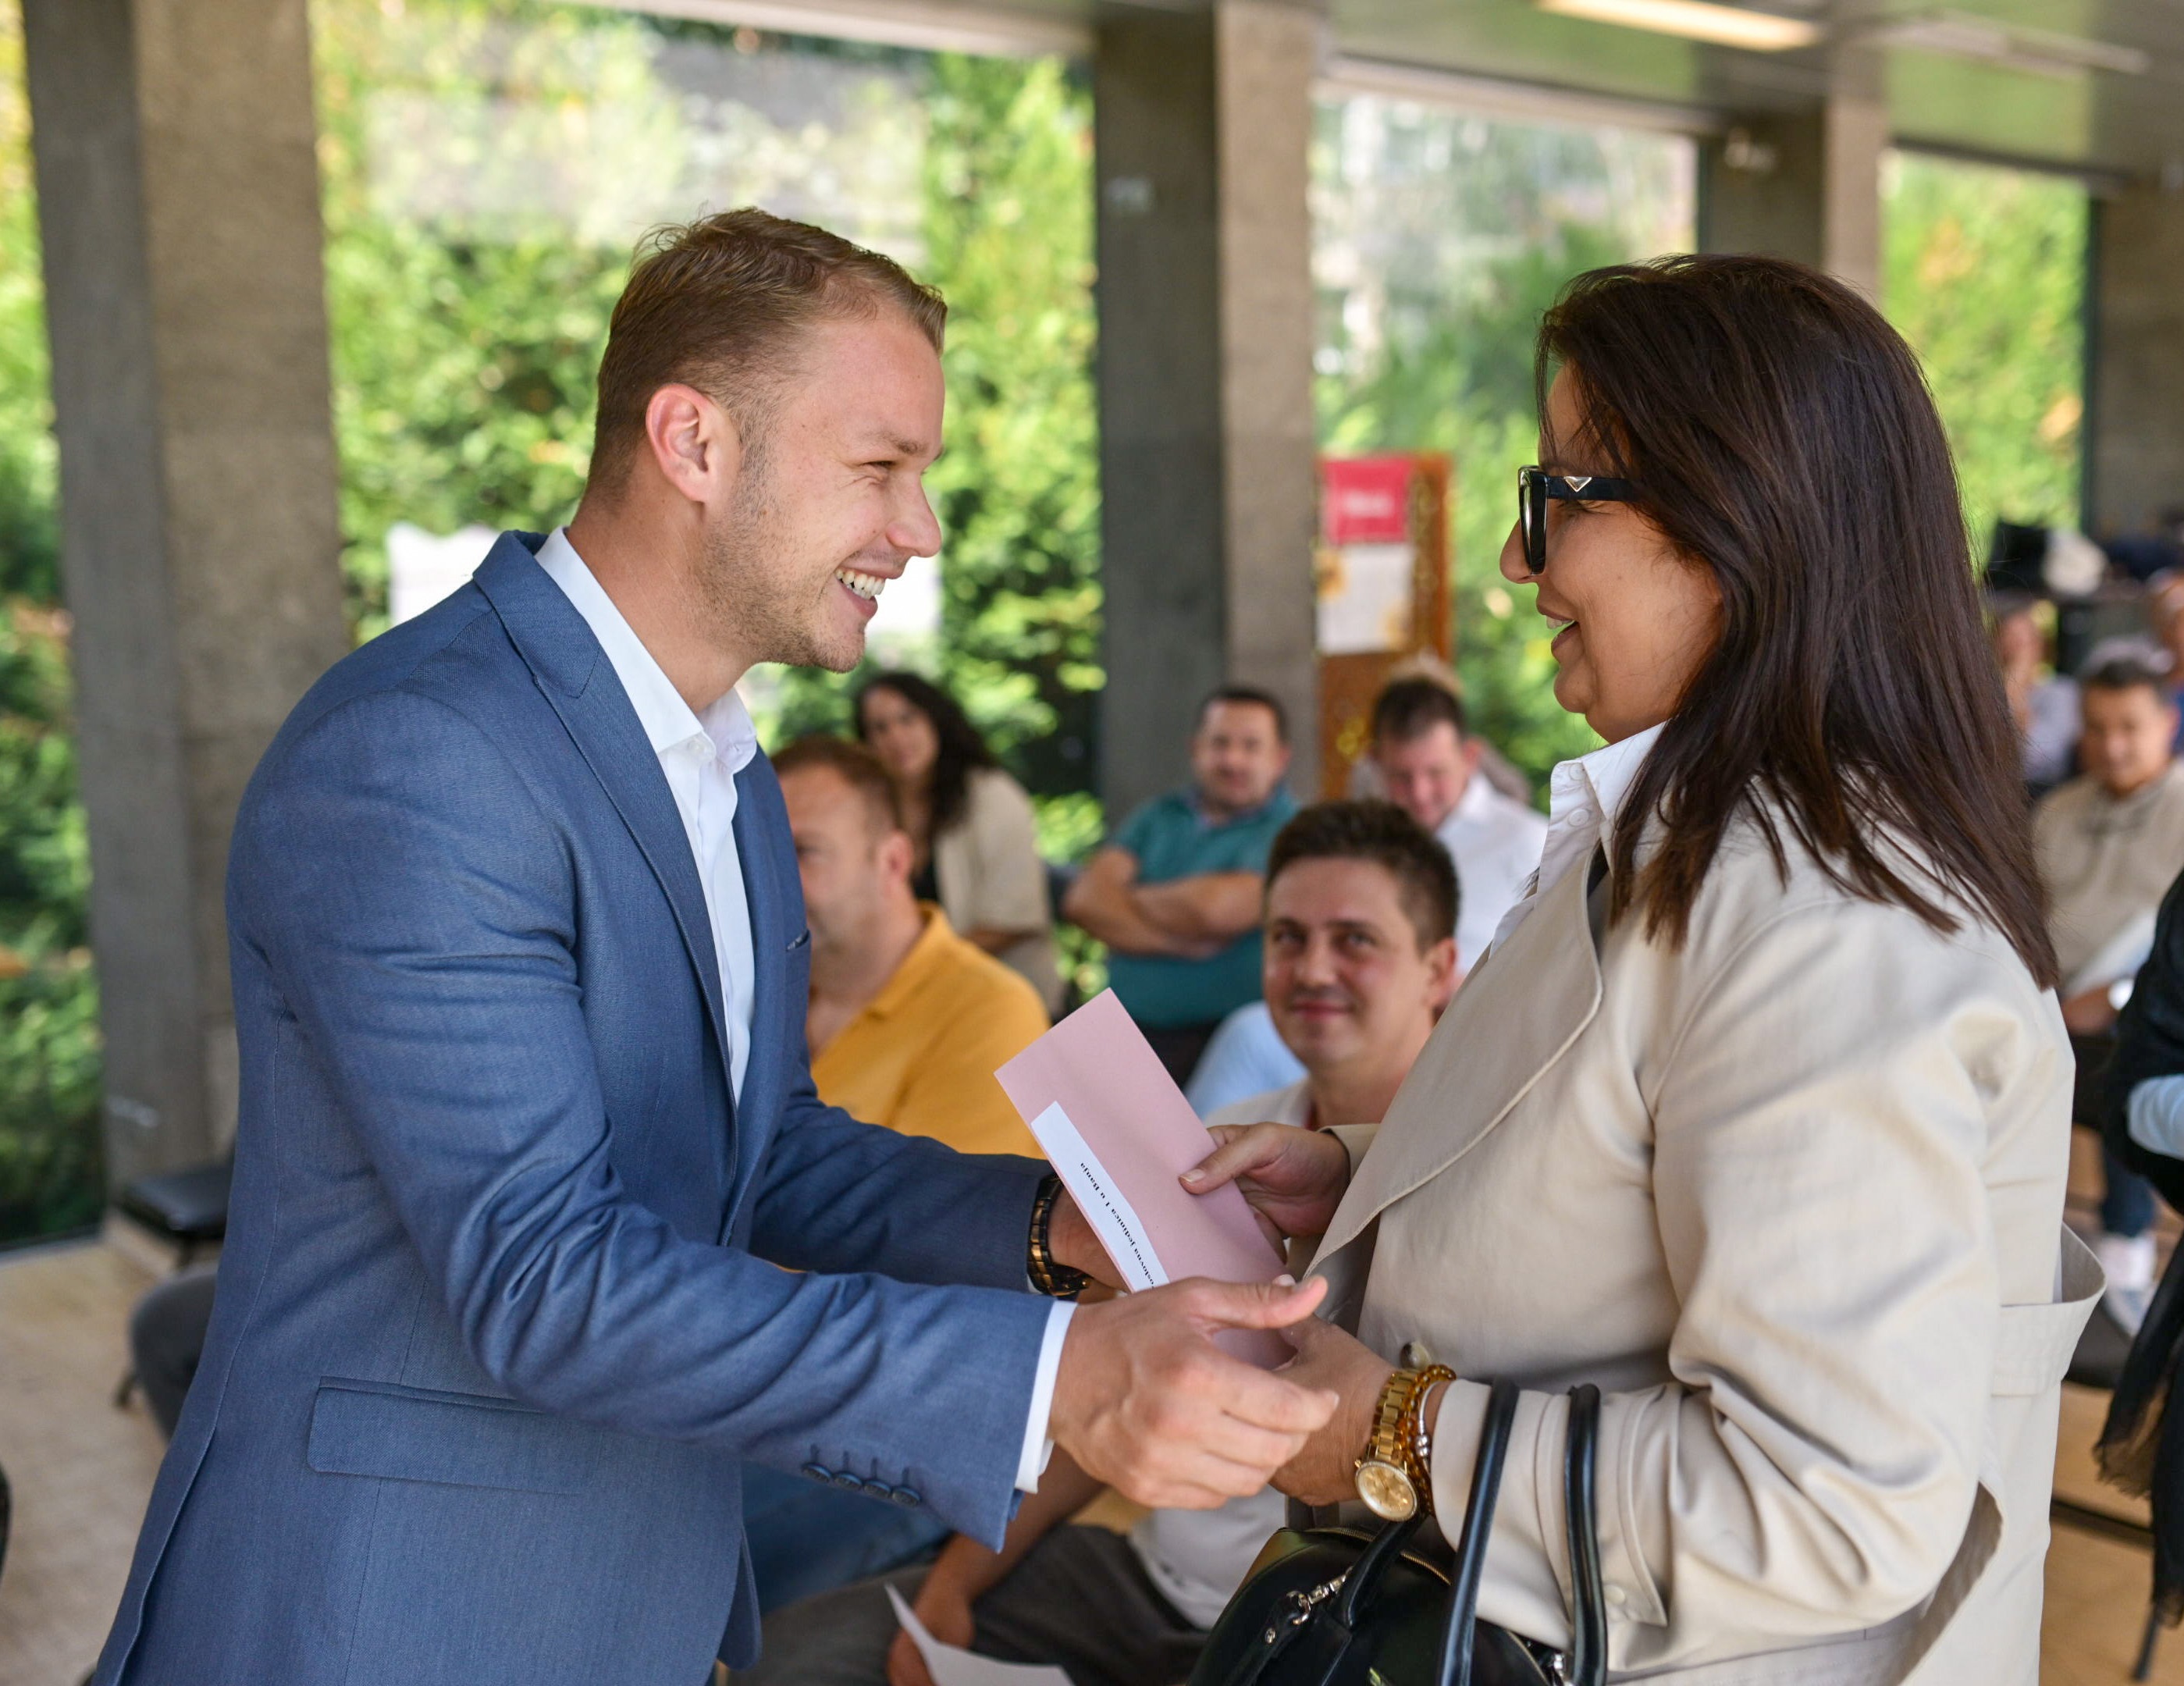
[1186,254,2097,1683]
[855,670,1062,1012]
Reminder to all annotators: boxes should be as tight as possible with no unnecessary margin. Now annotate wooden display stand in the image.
[1314,454,1453,799]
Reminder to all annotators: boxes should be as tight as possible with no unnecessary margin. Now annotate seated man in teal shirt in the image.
[1064,686,1297,1082]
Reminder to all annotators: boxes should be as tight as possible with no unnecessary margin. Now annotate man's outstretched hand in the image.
[1045,1275,1339,1510]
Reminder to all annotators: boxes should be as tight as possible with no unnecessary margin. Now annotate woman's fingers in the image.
[1183,1121,1291,1192]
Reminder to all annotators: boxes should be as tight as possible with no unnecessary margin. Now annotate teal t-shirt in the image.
[1104,786,1298,1029]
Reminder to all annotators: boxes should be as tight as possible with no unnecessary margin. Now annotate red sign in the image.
[1320,456,1414,546]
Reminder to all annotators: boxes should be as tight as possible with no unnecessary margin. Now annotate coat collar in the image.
[1314,845,1606,1264]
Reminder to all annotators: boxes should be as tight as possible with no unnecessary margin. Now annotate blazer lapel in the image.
[1314,848,1606,1264]
[720,761,800,1230]
[472,535,733,1081]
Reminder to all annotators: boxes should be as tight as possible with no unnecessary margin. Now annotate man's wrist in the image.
[1027,1175,1092,1300]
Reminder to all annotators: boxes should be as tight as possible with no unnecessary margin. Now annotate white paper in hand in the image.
[885,1585,1070,1686]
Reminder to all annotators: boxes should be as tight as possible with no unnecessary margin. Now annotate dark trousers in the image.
[735,1523,1204,1686]
[130,1265,219,1438]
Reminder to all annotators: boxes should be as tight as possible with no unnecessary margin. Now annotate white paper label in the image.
[1028,1100,1170,1292]
[887,1585,1071,1685]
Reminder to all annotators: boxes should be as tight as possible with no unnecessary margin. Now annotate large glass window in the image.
[1312,94,1696,784]
[1881,148,2088,547]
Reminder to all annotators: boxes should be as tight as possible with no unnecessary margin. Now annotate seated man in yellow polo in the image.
[742,734,1051,1613]
[778,734,1048,1155]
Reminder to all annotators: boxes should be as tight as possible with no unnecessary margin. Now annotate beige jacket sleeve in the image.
[1429,897,2038,1652]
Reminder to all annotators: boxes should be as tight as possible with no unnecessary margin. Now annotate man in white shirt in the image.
[742,800,1459,1686]
[1369,678,1547,972]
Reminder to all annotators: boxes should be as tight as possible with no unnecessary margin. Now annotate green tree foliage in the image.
[0,1,101,1243]
[755,52,1103,864]
[1881,150,2086,546]
[314,0,635,635]
[1312,101,1696,792]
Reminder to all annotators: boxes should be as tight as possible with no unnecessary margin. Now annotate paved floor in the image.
[2,1144,2182,1685]
[0,1240,163,1686]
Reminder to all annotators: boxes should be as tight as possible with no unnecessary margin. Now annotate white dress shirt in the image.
[536,529,1067,1492]
[1488,722,1666,957]
[1434,776,1549,973]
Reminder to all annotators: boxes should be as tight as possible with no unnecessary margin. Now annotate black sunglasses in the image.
[1517,465,1641,576]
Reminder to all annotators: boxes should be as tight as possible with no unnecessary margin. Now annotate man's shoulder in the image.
[1446,783,1547,849]
[1204,1079,1312,1130]
[2036,774,2101,827]
[919,919,1051,1033]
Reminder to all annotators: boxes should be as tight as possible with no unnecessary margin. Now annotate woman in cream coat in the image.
[1191,257,2100,1684]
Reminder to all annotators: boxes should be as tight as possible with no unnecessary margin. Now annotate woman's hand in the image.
[884,1574,976,1686]
[1268,1314,1393,1507]
[1184,1122,1353,1246]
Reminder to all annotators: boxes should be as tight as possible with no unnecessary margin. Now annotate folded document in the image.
[996,989,1289,1365]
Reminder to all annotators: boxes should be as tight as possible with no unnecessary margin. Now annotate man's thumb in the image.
[1193,1272,1329,1329]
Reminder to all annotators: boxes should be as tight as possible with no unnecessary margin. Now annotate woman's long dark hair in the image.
[853,670,1000,838]
[1540,254,2056,986]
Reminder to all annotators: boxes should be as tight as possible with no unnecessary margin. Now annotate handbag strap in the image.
[1563,1384,1607,1686]
[1435,1378,1521,1686]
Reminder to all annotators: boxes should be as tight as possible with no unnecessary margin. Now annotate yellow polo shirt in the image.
[811,905,1049,1157]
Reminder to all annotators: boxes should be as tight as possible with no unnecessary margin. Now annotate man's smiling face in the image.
[697,309,945,674]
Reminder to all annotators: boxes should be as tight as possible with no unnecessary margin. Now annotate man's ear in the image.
[1426,936,1460,1013]
[878,827,916,886]
[642,382,743,507]
[1460,737,1485,774]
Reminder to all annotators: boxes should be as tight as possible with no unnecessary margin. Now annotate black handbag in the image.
[1187,1381,1606,1686]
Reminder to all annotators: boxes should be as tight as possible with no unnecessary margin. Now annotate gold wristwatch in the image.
[1354,1363,1456,1521]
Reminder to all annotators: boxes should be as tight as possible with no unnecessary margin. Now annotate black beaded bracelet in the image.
[1027,1174,1094,1300]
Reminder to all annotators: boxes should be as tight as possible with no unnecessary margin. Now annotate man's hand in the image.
[1184,1122,1353,1243]
[1268,1311,1393,1507]
[885,1578,971,1686]
[1048,1276,1339,1510]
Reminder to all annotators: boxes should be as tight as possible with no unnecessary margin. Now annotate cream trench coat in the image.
[1307,812,2100,1684]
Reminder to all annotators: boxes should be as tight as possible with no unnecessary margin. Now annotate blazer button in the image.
[832,1471,866,1492]
[1605,1585,1627,1609]
[801,1463,834,1484]
[862,1479,896,1501]
[891,1487,922,1508]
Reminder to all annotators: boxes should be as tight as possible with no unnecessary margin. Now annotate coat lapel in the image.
[1314,848,1606,1264]
[472,535,733,1084]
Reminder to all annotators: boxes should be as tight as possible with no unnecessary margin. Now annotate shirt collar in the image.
[1546,721,1666,845]
[1184,784,1293,830]
[537,527,757,774]
[1451,773,1499,825]
[858,905,953,1024]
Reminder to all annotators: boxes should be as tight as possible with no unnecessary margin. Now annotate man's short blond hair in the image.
[589,208,945,491]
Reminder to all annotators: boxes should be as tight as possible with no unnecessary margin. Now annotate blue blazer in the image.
[94,533,1054,1686]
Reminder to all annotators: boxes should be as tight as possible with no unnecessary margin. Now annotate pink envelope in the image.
[998,990,1292,1367]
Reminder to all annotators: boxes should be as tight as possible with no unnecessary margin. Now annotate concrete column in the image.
[22,0,350,1186]
[1699,62,1885,298]
[2087,182,2184,538]
[1094,0,1321,820]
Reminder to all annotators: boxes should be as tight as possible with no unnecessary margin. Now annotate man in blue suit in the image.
[93,210,1332,1686]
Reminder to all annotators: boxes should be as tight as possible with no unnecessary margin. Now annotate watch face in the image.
[1355,1459,1417,1522]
